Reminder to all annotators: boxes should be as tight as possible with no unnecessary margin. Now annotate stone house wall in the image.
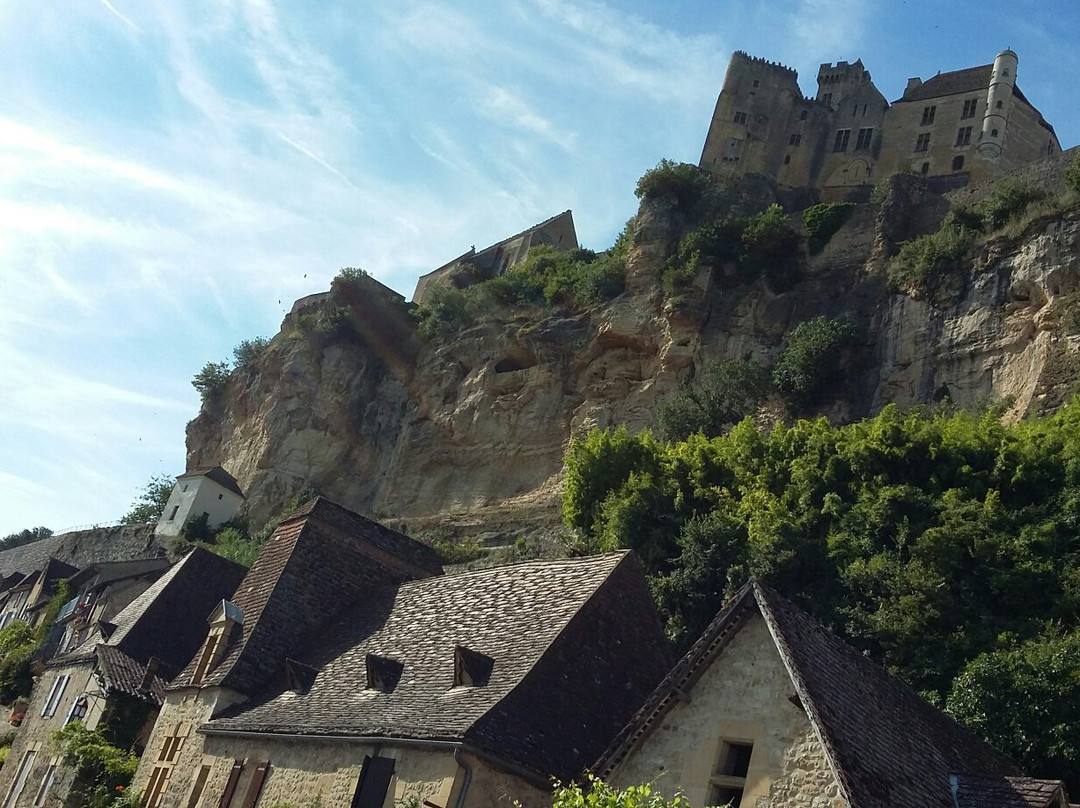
[608,613,845,808]
[0,663,104,808]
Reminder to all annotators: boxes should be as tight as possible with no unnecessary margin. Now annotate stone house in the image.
[0,548,246,808]
[156,468,246,538]
[50,558,173,655]
[0,559,77,631]
[130,497,671,808]
[412,210,579,304]
[595,580,1073,808]
[702,49,1061,199]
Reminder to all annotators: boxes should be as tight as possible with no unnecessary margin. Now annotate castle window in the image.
[862,104,867,116]
[800,110,808,120]
[733,111,748,125]
[992,128,999,137]
[920,162,930,175]
[855,128,874,150]
[708,741,754,808]
[962,98,979,119]
[789,133,801,146]
[1002,68,1010,77]
[852,105,857,117]
[915,133,931,152]
[952,155,965,171]
[822,92,833,106]
[921,105,936,126]
[955,127,972,147]
[784,155,791,164]
[167,506,179,521]
[833,129,851,153]
[997,100,1003,109]
[752,80,759,87]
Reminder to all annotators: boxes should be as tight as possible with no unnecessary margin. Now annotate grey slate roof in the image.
[176,497,444,696]
[0,536,66,579]
[596,581,1049,808]
[65,557,171,591]
[0,526,163,580]
[206,551,672,783]
[955,775,1071,808]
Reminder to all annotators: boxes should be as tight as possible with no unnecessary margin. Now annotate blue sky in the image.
[1,0,1078,535]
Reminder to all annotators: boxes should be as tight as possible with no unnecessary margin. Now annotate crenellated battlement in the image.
[732,50,798,77]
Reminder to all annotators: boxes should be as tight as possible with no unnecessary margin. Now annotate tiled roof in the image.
[105,547,247,683]
[0,536,65,578]
[66,558,171,591]
[206,551,671,782]
[955,774,1071,808]
[596,581,1035,807]
[96,645,168,704]
[180,466,246,499]
[176,498,444,696]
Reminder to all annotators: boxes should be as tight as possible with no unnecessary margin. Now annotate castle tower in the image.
[977,48,1018,158]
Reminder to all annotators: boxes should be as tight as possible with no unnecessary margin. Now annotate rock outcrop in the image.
[187,171,1080,540]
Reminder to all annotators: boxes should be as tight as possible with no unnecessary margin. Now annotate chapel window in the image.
[962,98,979,119]
[915,133,931,152]
[789,133,801,146]
[733,111,748,125]
[955,127,972,147]
[921,105,936,125]
[952,155,965,171]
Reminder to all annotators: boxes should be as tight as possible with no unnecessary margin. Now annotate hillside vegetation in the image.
[563,400,1080,788]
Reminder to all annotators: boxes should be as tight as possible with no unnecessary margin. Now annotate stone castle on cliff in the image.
[701,48,1060,199]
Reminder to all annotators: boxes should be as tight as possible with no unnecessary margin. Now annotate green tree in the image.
[659,361,767,441]
[120,474,174,525]
[771,316,856,409]
[0,527,52,551]
[947,630,1080,793]
[635,159,713,211]
[192,360,230,402]
[53,722,139,808]
[232,337,270,371]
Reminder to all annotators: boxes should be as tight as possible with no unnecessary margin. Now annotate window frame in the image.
[832,129,851,153]
[921,105,937,125]
[41,675,70,718]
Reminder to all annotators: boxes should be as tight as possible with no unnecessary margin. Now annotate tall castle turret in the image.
[977,48,1018,159]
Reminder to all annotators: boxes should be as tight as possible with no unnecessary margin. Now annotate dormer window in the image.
[454,646,494,687]
[365,655,403,693]
[285,658,319,694]
[191,600,243,685]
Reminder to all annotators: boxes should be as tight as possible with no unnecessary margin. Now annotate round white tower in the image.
[977,48,1018,159]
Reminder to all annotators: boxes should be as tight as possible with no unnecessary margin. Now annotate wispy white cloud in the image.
[96,0,137,31]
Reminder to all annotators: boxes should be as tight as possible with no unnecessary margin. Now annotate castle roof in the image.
[594,581,1068,808]
[204,550,672,784]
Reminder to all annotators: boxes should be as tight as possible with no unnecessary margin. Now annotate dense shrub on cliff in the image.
[413,226,630,337]
[771,316,856,409]
[659,360,767,441]
[635,159,713,211]
[562,400,1080,787]
[802,202,855,254]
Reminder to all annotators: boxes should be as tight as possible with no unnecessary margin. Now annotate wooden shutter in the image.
[217,760,244,808]
[351,756,395,808]
[186,765,211,808]
[240,761,270,808]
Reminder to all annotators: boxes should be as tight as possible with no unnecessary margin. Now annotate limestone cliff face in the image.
[186,187,1080,535]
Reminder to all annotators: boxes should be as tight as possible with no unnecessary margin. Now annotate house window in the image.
[915,133,931,152]
[185,765,211,808]
[955,127,972,146]
[855,128,874,150]
[788,133,801,146]
[168,506,180,521]
[191,627,225,685]
[952,155,965,171]
[962,98,979,119]
[708,741,754,808]
[143,723,191,808]
[921,105,936,125]
[733,111,748,125]
[41,675,69,717]
[3,750,37,808]
[833,129,851,153]
[64,695,89,726]
[353,756,395,808]
[32,761,58,808]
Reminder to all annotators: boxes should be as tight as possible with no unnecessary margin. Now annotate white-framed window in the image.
[41,675,69,717]
[3,749,37,808]
[64,695,89,726]
[32,760,58,808]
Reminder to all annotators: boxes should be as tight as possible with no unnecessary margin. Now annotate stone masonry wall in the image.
[609,613,845,808]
